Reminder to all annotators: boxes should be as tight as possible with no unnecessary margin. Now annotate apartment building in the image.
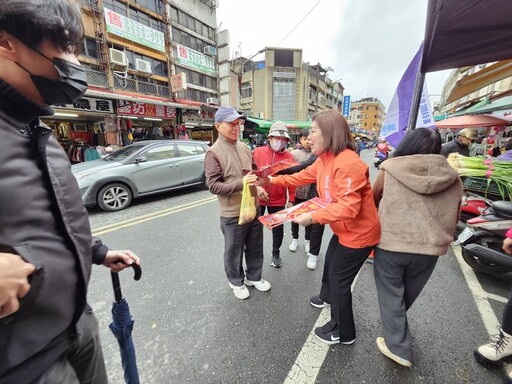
[231,47,344,126]
[43,0,221,157]
[347,97,385,136]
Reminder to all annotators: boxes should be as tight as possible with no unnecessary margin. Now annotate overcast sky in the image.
[216,0,451,109]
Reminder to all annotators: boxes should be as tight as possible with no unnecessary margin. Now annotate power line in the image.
[275,0,323,47]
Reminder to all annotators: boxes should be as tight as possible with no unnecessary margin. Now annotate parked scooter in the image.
[457,200,512,275]
[454,192,489,238]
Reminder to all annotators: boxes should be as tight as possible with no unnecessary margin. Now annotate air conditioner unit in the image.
[203,46,217,56]
[109,48,128,67]
[206,97,218,104]
[135,59,152,75]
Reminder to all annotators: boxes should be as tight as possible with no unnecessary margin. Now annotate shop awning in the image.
[464,96,512,115]
[446,60,512,104]
[451,97,491,116]
[422,0,512,73]
[85,87,200,110]
[244,117,274,133]
[281,120,312,129]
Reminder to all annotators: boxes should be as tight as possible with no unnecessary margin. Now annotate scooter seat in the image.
[491,201,512,219]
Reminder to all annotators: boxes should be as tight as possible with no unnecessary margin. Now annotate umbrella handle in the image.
[111,263,143,302]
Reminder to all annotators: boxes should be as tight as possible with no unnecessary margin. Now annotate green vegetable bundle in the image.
[447,153,512,200]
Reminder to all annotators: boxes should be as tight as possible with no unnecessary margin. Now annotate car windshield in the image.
[105,145,142,161]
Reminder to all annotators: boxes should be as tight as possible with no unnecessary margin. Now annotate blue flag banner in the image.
[343,95,351,117]
[381,45,434,147]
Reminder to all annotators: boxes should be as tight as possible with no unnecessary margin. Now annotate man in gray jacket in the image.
[0,1,140,383]
[205,106,271,300]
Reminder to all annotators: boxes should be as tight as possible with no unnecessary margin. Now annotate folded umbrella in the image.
[109,263,142,384]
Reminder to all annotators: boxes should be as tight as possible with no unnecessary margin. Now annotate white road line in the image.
[486,292,509,304]
[453,246,499,336]
[284,268,363,384]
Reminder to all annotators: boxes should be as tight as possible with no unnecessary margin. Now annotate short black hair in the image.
[299,128,310,137]
[0,0,83,52]
[392,128,442,157]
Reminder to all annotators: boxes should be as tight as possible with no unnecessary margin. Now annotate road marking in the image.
[91,196,217,236]
[284,268,363,384]
[453,246,499,336]
[486,292,508,304]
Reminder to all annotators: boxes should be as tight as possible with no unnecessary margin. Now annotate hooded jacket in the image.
[373,154,463,256]
[0,80,108,383]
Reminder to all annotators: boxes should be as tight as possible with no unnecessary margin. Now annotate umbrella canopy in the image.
[109,264,142,384]
[434,114,509,129]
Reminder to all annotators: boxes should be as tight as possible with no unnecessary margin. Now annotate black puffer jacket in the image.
[277,154,319,199]
[440,138,470,157]
[0,80,108,383]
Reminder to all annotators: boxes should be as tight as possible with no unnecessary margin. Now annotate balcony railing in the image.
[85,69,108,87]
[113,76,171,98]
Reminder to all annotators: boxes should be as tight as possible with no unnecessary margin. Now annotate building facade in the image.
[230,48,344,122]
[347,97,385,136]
[44,0,222,162]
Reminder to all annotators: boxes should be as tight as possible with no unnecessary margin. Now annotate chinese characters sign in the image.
[176,44,216,77]
[171,72,187,92]
[181,108,215,125]
[117,102,176,118]
[56,97,114,113]
[104,8,165,52]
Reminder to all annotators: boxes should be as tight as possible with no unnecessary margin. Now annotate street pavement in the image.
[85,149,511,383]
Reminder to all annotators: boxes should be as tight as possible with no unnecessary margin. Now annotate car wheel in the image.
[97,183,133,212]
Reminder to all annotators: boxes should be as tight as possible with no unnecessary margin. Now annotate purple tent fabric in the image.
[422,0,512,73]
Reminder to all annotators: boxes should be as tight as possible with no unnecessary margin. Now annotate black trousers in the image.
[220,210,264,286]
[308,223,325,256]
[502,289,512,335]
[319,234,374,342]
[261,205,285,257]
[290,198,312,241]
[32,310,108,384]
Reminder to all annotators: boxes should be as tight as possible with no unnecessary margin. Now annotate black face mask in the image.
[16,51,88,106]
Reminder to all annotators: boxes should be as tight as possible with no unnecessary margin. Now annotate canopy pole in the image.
[407,70,425,131]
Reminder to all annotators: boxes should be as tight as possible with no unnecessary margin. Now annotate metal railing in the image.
[78,0,93,7]
[113,76,171,98]
[85,69,108,87]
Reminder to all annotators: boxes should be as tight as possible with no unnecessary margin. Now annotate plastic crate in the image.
[462,176,511,201]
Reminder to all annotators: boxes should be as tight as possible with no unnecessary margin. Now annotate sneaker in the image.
[376,337,412,367]
[304,240,310,254]
[271,255,282,268]
[309,295,330,309]
[289,239,299,252]
[307,254,318,270]
[228,283,250,300]
[475,327,512,367]
[314,326,340,345]
[245,279,271,292]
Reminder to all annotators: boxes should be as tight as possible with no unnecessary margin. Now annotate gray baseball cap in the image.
[214,106,246,123]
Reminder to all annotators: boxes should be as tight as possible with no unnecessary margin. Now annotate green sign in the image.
[176,44,217,77]
[104,8,165,52]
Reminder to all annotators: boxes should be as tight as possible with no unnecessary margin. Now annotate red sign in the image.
[117,103,176,118]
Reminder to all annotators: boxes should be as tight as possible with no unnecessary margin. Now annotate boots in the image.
[474,327,512,367]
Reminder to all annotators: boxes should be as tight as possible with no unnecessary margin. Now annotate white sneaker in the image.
[307,253,318,270]
[289,239,299,252]
[475,327,512,367]
[228,283,250,299]
[244,279,271,292]
[304,240,310,254]
[376,337,412,367]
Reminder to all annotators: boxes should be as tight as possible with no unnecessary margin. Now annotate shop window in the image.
[144,145,176,162]
[170,7,178,23]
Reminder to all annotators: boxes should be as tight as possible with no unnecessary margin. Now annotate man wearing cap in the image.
[253,121,296,268]
[205,106,271,300]
[441,128,477,157]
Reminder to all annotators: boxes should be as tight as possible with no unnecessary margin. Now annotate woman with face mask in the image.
[253,121,296,268]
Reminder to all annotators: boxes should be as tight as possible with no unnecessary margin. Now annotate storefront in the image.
[181,106,216,144]
[42,96,116,162]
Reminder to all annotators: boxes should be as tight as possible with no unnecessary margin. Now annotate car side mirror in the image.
[134,156,147,164]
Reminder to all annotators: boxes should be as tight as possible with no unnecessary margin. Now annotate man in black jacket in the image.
[440,128,477,157]
[0,1,140,383]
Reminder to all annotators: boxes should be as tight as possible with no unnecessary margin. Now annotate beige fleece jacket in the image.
[373,154,463,256]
